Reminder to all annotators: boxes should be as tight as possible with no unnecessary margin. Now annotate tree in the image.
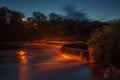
[0,7,11,24]
[32,11,47,23]
[8,11,27,41]
[27,17,35,22]
[10,11,24,24]
[49,13,62,21]
[86,20,120,70]
[0,7,10,42]
[0,7,27,42]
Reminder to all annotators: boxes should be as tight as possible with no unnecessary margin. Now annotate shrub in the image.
[86,21,120,70]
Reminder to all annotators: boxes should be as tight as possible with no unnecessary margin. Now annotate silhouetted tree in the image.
[87,20,120,70]
[49,13,63,21]
[27,17,35,22]
[0,7,27,42]
[0,7,10,42]
[0,7,11,25]
[32,11,47,23]
[9,11,27,41]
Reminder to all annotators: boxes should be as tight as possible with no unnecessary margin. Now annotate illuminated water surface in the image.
[0,43,99,80]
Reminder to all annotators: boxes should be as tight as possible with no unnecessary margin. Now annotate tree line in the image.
[0,7,106,42]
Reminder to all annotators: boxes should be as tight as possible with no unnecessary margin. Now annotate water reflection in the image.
[17,50,27,64]
[17,50,28,80]
[0,44,99,80]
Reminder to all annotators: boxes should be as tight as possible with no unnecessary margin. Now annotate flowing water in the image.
[0,43,99,80]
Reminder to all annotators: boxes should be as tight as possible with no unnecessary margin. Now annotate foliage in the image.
[86,20,120,70]
[49,13,63,22]
[0,6,104,42]
[0,7,27,42]
[32,11,47,23]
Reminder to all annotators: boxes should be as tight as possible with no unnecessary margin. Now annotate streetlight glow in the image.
[22,18,25,21]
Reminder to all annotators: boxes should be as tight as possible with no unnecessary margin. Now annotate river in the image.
[0,43,99,80]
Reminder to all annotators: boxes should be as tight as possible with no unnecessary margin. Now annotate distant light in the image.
[22,18,26,21]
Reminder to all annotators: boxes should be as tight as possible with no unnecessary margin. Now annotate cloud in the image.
[62,2,88,21]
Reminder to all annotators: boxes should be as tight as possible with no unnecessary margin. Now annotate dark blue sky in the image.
[0,0,120,21]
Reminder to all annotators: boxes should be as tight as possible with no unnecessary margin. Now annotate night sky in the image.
[0,0,120,21]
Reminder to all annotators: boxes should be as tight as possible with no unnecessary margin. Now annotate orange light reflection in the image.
[60,53,88,62]
[61,54,72,59]
[17,50,27,64]
[17,50,28,80]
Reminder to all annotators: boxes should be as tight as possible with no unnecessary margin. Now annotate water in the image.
[0,43,98,80]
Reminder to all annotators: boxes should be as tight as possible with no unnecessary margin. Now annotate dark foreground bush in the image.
[86,21,120,79]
